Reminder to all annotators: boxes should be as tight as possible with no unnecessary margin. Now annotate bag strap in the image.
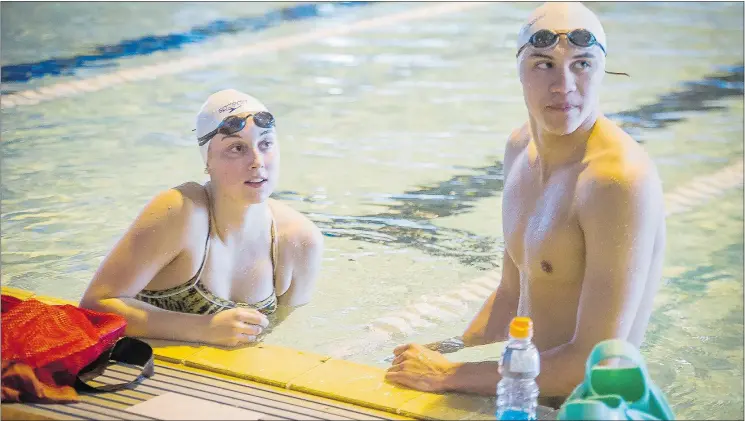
[75,337,155,394]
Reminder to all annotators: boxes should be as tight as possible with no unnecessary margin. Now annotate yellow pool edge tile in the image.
[184,343,330,389]
[1,286,37,300]
[285,357,426,416]
[142,339,205,364]
[30,294,77,306]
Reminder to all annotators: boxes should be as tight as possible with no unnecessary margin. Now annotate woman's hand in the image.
[202,308,269,347]
[385,343,457,393]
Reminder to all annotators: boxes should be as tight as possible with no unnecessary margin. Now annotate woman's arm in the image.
[80,188,215,342]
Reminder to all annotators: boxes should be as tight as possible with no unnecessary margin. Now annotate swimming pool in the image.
[2,2,743,419]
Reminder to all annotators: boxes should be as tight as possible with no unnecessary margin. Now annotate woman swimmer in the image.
[81,89,324,347]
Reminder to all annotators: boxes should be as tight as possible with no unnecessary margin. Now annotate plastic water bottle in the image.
[495,317,540,420]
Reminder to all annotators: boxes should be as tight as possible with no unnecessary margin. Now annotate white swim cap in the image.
[195,88,268,164]
[517,2,607,56]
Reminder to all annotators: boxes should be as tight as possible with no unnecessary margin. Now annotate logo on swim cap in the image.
[519,13,546,38]
[525,13,546,30]
[218,99,248,114]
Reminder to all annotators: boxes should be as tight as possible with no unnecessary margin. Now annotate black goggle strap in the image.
[197,115,246,146]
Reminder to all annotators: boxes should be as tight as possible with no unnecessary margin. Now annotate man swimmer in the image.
[385,2,666,405]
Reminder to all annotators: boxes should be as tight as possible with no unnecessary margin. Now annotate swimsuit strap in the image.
[189,187,213,288]
[269,210,279,291]
[135,187,212,299]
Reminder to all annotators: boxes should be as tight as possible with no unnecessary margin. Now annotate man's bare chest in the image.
[502,161,586,282]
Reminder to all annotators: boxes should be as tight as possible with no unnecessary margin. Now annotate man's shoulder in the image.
[583,155,659,197]
[579,118,659,186]
[506,123,531,153]
[579,160,662,224]
[504,123,531,173]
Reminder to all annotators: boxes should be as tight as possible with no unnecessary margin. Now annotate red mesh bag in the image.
[1,294,154,402]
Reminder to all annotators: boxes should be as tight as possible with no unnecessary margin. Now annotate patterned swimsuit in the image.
[136,193,278,316]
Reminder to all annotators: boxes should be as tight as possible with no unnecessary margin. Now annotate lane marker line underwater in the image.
[329,159,745,360]
[0,2,487,111]
[0,2,374,84]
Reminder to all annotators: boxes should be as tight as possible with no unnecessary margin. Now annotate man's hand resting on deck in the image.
[385,343,457,393]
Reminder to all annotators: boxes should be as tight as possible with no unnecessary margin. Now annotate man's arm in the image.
[462,251,520,346]
[532,167,663,397]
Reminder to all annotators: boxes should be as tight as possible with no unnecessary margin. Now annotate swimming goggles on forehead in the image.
[516,28,607,58]
[197,111,275,146]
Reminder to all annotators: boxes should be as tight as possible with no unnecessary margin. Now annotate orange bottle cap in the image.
[509,317,533,339]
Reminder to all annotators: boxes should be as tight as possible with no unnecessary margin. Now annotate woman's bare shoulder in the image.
[267,199,324,257]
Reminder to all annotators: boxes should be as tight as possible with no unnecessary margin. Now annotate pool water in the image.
[2,2,743,419]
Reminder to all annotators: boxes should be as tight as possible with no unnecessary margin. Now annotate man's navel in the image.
[540,260,553,274]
